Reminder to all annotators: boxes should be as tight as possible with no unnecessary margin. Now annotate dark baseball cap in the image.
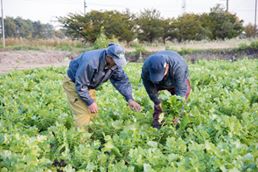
[148,55,166,83]
[106,43,127,67]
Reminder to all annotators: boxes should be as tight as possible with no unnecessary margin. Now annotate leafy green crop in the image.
[0,59,257,171]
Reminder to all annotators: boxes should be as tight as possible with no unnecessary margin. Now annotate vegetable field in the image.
[0,59,257,172]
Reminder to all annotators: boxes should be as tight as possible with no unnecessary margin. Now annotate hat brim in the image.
[150,69,165,83]
[113,55,127,67]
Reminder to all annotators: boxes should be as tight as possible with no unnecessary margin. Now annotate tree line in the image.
[0,17,65,39]
[59,5,247,43]
[1,5,257,43]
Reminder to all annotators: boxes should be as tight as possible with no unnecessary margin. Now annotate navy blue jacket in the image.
[141,51,189,105]
[67,49,133,106]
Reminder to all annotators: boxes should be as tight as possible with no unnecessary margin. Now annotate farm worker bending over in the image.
[63,43,141,128]
[141,50,191,129]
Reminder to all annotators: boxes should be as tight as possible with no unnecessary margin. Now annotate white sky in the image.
[3,0,257,27]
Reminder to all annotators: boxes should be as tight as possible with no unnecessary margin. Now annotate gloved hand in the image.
[172,105,184,126]
[153,104,163,129]
[154,104,162,114]
[172,117,180,126]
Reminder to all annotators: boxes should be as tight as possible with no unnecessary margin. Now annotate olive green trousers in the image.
[63,76,97,128]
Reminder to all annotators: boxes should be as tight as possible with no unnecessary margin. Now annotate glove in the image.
[153,104,163,129]
[154,104,162,114]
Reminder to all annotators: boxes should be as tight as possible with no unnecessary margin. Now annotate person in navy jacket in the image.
[141,51,191,128]
[63,43,141,127]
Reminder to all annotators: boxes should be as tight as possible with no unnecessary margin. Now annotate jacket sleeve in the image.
[141,71,161,105]
[174,66,188,97]
[110,67,133,102]
[75,63,95,106]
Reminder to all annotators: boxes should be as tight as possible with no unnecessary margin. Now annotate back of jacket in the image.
[142,50,189,105]
[67,49,133,106]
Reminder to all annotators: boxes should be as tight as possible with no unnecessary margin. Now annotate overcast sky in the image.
[3,0,257,27]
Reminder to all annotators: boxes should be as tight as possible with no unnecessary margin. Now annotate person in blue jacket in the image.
[141,50,191,129]
[63,43,141,127]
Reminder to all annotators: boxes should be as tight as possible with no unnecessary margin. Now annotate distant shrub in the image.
[179,48,194,55]
[131,42,147,55]
[93,28,109,49]
[238,43,249,51]
[244,23,257,38]
[250,41,258,49]
[238,41,258,51]
[93,27,120,49]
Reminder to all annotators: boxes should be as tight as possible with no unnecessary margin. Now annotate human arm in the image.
[110,67,141,111]
[75,63,97,112]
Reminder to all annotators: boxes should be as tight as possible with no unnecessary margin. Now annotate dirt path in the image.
[1,49,256,74]
[0,50,73,74]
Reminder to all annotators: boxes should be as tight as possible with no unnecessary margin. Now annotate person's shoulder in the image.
[82,48,105,57]
[142,58,150,72]
[159,50,180,57]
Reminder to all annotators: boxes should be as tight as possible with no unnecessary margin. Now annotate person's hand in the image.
[172,117,180,126]
[128,100,142,112]
[88,102,98,113]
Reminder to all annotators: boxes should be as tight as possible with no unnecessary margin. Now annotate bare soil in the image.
[0,49,257,74]
[0,50,73,74]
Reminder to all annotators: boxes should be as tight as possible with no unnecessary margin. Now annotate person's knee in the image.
[75,114,91,127]
[75,112,98,128]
